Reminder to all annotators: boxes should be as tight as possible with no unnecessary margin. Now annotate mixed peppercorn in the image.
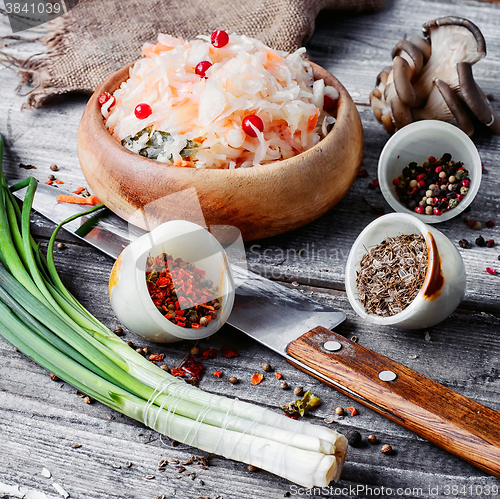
[393,154,470,216]
[145,253,221,328]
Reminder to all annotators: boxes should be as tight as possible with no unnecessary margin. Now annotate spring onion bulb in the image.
[0,133,347,487]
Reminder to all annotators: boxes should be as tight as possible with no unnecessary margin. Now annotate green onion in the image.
[0,133,347,487]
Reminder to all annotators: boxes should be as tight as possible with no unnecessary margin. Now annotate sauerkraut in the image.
[103,33,338,169]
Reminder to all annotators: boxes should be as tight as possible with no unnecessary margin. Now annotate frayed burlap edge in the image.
[3,0,386,108]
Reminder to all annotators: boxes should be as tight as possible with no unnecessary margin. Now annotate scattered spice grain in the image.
[262,363,272,372]
[381,444,393,455]
[50,164,59,171]
[280,381,288,390]
[248,465,257,472]
[335,407,344,416]
[113,327,124,336]
[486,239,495,248]
[294,386,303,396]
[346,430,362,448]
[229,376,238,384]
[356,233,428,317]
[71,443,81,448]
[459,238,469,248]
[57,242,65,250]
[367,434,377,444]
[476,235,485,247]
[49,373,59,381]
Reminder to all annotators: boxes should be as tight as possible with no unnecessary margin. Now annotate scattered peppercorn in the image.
[294,386,303,396]
[160,364,169,371]
[50,164,59,171]
[280,381,289,390]
[476,235,485,247]
[57,242,65,250]
[486,220,495,228]
[113,327,124,336]
[84,396,93,404]
[247,465,257,472]
[381,444,393,455]
[474,221,482,230]
[345,430,362,448]
[49,373,60,381]
[48,174,56,181]
[367,434,377,444]
[190,346,199,355]
[262,363,272,372]
[459,239,469,248]
[335,406,344,416]
[126,340,134,347]
[486,239,495,248]
[229,376,238,384]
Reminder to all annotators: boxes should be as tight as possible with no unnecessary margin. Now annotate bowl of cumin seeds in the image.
[345,213,466,329]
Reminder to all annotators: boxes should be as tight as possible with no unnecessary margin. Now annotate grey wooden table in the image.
[1,1,500,498]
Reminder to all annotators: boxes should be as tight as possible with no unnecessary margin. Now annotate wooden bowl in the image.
[78,62,363,241]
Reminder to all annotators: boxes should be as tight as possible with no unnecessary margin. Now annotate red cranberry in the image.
[428,156,436,163]
[134,103,152,119]
[211,30,229,48]
[195,60,212,78]
[323,95,337,114]
[242,115,264,137]
[98,92,113,106]
[415,206,425,214]
[433,208,443,216]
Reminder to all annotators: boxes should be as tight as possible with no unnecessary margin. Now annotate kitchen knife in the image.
[15,182,500,479]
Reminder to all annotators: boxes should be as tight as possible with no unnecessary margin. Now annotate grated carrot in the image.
[57,194,102,205]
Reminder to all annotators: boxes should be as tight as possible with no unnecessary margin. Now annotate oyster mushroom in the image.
[415,17,486,101]
[412,79,474,136]
[392,40,424,78]
[457,61,500,134]
[371,17,498,135]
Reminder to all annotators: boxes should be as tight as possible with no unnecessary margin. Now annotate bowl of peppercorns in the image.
[378,120,482,223]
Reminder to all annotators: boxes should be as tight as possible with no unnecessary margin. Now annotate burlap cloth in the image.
[14,0,385,107]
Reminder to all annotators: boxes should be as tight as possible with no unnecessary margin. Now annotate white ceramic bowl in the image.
[108,220,235,343]
[345,213,466,329]
[378,120,482,223]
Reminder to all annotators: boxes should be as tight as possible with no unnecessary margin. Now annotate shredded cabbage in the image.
[104,33,338,169]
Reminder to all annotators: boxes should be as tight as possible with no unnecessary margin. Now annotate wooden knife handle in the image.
[286,326,500,479]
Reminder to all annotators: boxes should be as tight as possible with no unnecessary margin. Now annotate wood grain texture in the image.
[286,326,500,478]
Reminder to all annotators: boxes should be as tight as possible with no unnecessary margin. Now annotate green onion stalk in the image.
[0,134,347,487]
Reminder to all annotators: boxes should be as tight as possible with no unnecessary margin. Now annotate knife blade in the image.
[15,182,500,479]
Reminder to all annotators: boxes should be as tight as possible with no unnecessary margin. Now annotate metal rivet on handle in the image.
[379,370,397,382]
[324,341,342,352]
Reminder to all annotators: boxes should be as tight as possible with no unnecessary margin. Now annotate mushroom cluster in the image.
[371,17,500,135]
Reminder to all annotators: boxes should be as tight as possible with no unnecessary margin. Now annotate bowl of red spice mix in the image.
[378,120,482,223]
[108,220,235,343]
